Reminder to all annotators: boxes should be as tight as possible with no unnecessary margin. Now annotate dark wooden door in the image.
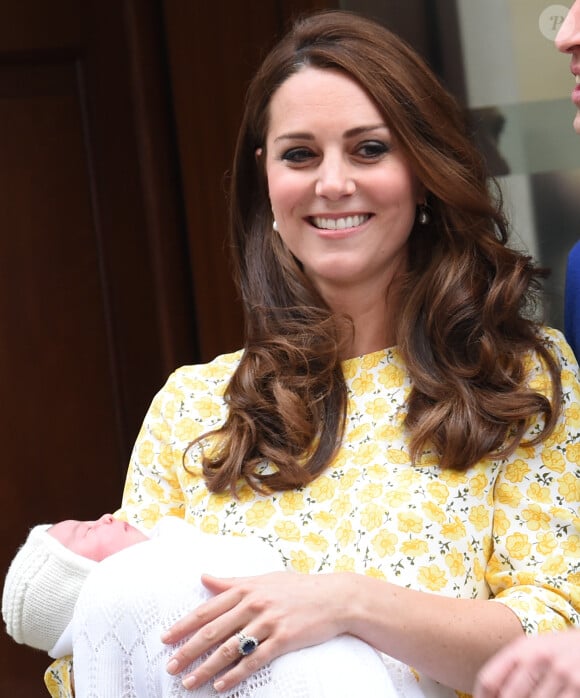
[0,2,195,694]
[0,1,332,695]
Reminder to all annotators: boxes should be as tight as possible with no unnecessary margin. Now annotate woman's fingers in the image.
[181,630,271,692]
[161,577,242,644]
[164,571,346,692]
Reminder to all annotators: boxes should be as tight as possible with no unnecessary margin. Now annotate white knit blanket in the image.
[65,518,425,697]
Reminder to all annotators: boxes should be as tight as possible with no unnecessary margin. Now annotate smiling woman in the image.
[39,9,580,698]
[262,67,422,343]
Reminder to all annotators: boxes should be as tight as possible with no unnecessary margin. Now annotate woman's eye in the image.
[281,147,315,164]
[357,141,390,158]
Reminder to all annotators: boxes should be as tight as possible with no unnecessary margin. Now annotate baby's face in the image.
[48,514,148,561]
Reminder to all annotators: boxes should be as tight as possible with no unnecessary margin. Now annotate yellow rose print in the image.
[562,535,580,557]
[468,472,488,497]
[207,493,230,512]
[397,512,423,534]
[439,469,468,486]
[496,483,523,508]
[365,567,387,580]
[361,352,384,370]
[290,550,315,573]
[387,448,411,464]
[361,503,384,531]
[541,449,566,474]
[279,490,305,515]
[521,503,550,531]
[376,424,399,442]
[352,371,376,395]
[566,442,580,464]
[445,548,465,577]
[304,532,329,552]
[309,475,338,502]
[422,501,446,523]
[353,442,381,466]
[338,468,361,490]
[526,482,551,504]
[378,363,405,388]
[371,530,398,557]
[139,502,162,529]
[175,417,199,442]
[314,511,337,529]
[385,489,411,507]
[359,483,383,503]
[493,509,511,536]
[505,532,531,559]
[137,440,154,466]
[558,472,580,502]
[426,481,450,505]
[201,514,219,535]
[159,444,180,469]
[367,397,389,419]
[337,519,356,547]
[541,555,567,576]
[565,403,580,428]
[335,555,356,572]
[348,423,371,443]
[151,420,171,443]
[468,505,490,531]
[536,532,557,555]
[401,539,429,557]
[193,396,221,419]
[504,459,531,483]
[143,477,167,502]
[274,520,301,542]
[245,500,276,527]
[440,516,466,541]
[332,493,352,517]
[473,557,485,582]
[418,564,448,591]
[544,424,567,448]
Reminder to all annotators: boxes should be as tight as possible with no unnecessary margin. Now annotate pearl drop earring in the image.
[417,205,430,225]
[273,219,279,232]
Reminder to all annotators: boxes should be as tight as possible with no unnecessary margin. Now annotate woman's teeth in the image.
[311,214,370,230]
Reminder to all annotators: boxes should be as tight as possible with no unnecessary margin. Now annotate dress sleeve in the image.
[44,657,73,697]
[486,330,580,633]
[115,369,191,530]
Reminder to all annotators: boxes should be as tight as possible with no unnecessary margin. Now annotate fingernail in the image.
[214,680,225,692]
[183,674,198,690]
[166,658,179,675]
[161,630,171,643]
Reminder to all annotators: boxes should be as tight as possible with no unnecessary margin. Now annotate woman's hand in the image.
[473,630,580,698]
[162,571,350,693]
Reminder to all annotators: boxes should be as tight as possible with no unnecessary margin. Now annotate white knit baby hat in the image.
[2,524,97,652]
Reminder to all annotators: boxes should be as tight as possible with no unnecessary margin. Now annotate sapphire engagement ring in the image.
[235,631,259,656]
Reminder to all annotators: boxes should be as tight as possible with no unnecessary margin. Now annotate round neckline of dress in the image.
[341,345,400,367]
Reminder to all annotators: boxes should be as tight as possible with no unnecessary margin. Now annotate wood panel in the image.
[162,0,336,362]
[0,2,196,695]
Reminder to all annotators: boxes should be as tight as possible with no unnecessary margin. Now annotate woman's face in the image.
[263,67,422,305]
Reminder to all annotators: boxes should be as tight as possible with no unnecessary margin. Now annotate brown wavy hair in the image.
[188,10,561,495]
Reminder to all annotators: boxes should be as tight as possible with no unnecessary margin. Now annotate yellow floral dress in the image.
[45,328,580,697]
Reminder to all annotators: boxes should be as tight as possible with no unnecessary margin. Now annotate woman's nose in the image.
[96,513,115,525]
[314,157,356,200]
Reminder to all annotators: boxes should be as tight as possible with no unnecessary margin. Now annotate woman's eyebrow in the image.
[274,124,389,143]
